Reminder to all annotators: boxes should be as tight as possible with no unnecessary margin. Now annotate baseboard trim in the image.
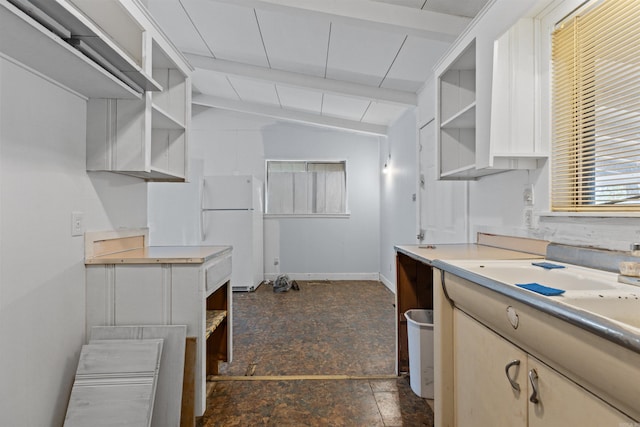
[208,374,398,382]
[264,272,380,281]
[378,273,395,293]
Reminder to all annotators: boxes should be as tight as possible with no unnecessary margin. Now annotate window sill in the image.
[541,211,640,218]
[264,213,351,219]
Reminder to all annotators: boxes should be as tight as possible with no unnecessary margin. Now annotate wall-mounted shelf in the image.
[441,102,476,129]
[50,0,161,92]
[437,40,477,179]
[84,0,192,182]
[152,105,184,130]
[0,0,140,99]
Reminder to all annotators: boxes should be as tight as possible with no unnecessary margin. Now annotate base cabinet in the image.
[527,358,632,427]
[454,309,526,426]
[395,252,434,374]
[454,309,633,426]
[86,255,232,418]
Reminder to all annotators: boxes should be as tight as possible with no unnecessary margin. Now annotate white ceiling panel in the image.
[381,36,450,92]
[321,94,371,122]
[421,0,489,17]
[181,0,269,66]
[228,76,280,105]
[256,9,330,77]
[325,23,406,87]
[362,102,408,125]
[276,85,323,114]
[373,0,425,8]
[145,0,488,134]
[146,1,211,56]
[191,69,239,99]
[375,0,489,16]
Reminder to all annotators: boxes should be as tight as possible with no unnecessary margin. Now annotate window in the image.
[266,161,347,215]
[551,0,640,212]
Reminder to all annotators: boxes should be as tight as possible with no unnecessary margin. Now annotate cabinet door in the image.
[454,309,527,426]
[527,357,634,427]
[114,265,167,324]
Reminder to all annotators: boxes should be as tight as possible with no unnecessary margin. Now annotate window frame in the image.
[539,0,640,217]
[264,159,350,218]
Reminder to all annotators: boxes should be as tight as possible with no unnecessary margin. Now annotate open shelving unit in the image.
[205,285,229,377]
[438,40,477,180]
[80,0,191,182]
[0,0,141,99]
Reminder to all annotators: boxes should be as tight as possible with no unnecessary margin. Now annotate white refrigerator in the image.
[201,175,264,292]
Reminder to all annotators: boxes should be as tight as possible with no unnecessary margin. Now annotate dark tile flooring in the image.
[201,280,434,426]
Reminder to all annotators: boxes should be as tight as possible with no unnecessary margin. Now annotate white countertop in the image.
[85,245,232,265]
[395,244,543,265]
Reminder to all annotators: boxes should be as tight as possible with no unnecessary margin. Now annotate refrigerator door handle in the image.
[200,179,206,241]
[200,209,206,241]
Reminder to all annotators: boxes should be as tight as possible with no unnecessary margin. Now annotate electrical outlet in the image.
[523,208,534,229]
[71,212,84,236]
[273,257,279,266]
[523,184,534,206]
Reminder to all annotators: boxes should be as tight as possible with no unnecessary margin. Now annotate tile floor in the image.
[201,280,434,426]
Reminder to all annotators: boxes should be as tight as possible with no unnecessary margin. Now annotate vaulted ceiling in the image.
[146,0,489,135]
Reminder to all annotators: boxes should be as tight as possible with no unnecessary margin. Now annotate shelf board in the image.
[205,310,227,340]
[440,156,546,180]
[440,164,477,179]
[441,102,476,129]
[152,104,185,130]
[0,1,140,99]
[46,0,162,92]
[491,152,549,159]
[15,0,162,93]
[115,168,186,182]
[491,153,548,170]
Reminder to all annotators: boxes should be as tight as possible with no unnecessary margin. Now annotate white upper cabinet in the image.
[435,1,547,180]
[0,0,192,182]
[0,0,140,99]
[84,0,192,182]
[489,18,546,170]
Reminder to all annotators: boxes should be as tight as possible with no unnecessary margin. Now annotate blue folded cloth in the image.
[516,283,565,296]
[531,262,566,270]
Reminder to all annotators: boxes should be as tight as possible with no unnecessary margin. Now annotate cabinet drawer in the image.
[206,256,231,294]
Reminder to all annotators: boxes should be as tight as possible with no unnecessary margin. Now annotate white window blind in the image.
[551,0,640,211]
[266,161,347,214]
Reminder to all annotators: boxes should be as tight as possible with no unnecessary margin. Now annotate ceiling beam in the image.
[207,0,471,42]
[193,94,388,136]
[186,53,416,107]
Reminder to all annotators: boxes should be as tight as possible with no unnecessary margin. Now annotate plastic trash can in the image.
[405,309,434,398]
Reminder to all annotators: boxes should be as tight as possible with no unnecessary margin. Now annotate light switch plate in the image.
[71,212,84,236]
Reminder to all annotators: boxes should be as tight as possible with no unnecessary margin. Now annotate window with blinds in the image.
[266,160,347,215]
[551,0,640,211]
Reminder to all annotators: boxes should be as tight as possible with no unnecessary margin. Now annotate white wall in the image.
[0,58,147,426]
[149,108,381,280]
[471,163,640,252]
[263,121,381,279]
[379,109,419,290]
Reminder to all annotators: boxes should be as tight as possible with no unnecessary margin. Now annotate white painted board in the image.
[64,339,163,427]
[90,326,187,427]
